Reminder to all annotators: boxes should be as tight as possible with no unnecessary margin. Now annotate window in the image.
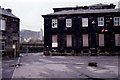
[52,19,58,28]
[82,34,88,47]
[98,17,104,26]
[52,35,58,47]
[66,19,72,27]
[0,19,6,30]
[114,17,120,26]
[66,35,72,47]
[0,41,5,51]
[82,18,88,27]
[99,34,104,46]
[115,34,120,46]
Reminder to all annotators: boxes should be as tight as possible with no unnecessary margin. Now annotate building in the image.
[0,7,20,57]
[42,3,120,55]
[40,28,43,41]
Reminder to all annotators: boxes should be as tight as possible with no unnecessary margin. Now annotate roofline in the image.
[1,14,20,19]
[42,9,120,17]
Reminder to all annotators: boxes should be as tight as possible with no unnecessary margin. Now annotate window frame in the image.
[98,34,104,47]
[66,18,72,27]
[0,41,5,51]
[52,35,58,48]
[0,19,6,31]
[66,34,72,47]
[114,17,120,26]
[98,17,104,26]
[52,19,58,28]
[82,18,88,27]
[82,34,89,47]
[115,34,120,46]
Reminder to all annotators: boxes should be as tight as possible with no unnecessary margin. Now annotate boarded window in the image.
[99,34,104,46]
[82,18,88,27]
[0,19,6,30]
[66,35,72,47]
[83,34,88,47]
[66,19,72,27]
[115,34,120,46]
[52,35,58,47]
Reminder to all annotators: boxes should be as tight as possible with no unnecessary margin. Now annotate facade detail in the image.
[42,3,120,55]
[0,7,20,57]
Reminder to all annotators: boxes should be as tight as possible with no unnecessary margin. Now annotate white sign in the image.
[12,45,15,49]
[52,43,58,47]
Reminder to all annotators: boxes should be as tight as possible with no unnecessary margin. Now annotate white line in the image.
[11,57,21,80]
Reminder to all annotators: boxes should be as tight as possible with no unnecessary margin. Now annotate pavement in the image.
[5,53,118,79]
[2,56,19,80]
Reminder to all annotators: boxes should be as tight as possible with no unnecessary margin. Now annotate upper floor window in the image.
[98,17,104,26]
[66,19,72,27]
[52,19,58,28]
[114,17,120,26]
[0,19,6,30]
[82,18,88,27]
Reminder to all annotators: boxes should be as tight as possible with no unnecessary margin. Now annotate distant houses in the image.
[42,3,120,55]
[0,7,20,57]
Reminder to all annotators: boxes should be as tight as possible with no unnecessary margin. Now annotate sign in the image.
[12,45,15,49]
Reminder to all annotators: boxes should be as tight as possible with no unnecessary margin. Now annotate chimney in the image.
[6,8,12,13]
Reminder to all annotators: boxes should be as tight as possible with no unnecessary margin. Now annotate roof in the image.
[89,3,109,7]
[0,8,19,19]
[43,8,120,16]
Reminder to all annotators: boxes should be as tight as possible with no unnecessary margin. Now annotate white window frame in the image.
[99,34,104,46]
[114,17,120,26]
[66,19,72,27]
[98,17,104,26]
[52,35,58,47]
[52,19,58,28]
[0,19,6,30]
[82,34,89,47]
[66,35,72,47]
[0,41,5,51]
[115,34,120,46]
[82,18,88,27]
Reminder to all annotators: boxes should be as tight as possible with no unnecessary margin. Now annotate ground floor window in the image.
[99,34,104,46]
[115,34,120,46]
[52,35,58,47]
[66,35,72,47]
[0,41,5,51]
[82,34,88,47]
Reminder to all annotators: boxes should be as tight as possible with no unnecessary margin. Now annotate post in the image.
[13,44,16,57]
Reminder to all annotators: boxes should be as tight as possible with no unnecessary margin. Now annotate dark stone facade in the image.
[42,3,120,55]
[0,7,20,57]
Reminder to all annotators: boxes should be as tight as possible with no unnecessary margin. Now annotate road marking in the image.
[11,57,21,80]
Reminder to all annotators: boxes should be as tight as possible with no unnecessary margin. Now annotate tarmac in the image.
[2,53,119,80]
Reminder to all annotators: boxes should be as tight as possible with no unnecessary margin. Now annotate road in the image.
[2,53,118,80]
[2,53,119,79]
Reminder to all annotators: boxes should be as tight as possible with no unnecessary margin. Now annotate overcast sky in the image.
[0,0,119,31]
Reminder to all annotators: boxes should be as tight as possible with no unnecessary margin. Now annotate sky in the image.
[0,0,120,31]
